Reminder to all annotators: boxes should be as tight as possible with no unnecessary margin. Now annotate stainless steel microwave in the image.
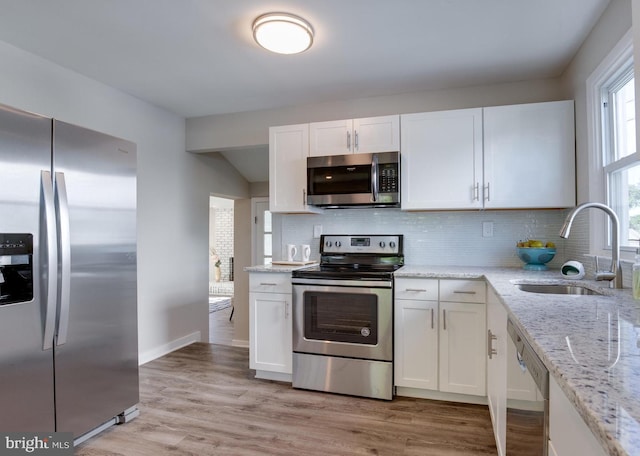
[306,151,400,208]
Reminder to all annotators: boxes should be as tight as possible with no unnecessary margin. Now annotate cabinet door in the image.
[549,377,607,456]
[249,292,292,374]
[401,109,483,210]
[487,288,507,456]
[353,115,400,153]
[309,119,353,156]
[483,100,575,209]
[394,299,438,390]
[269,124,321,213]
[439,301,486,396]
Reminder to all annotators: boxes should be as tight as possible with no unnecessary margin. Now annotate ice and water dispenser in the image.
[0,233,33,305]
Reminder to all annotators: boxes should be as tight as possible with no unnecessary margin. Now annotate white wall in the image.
[186,78,564,152]
[0,40,231,363]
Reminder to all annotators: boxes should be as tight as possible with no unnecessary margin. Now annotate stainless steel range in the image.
[291,234,403,400]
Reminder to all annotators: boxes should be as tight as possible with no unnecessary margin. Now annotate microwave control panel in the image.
[379,164,398,193]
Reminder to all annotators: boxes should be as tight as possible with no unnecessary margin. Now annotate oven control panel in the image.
[321,235,402,254]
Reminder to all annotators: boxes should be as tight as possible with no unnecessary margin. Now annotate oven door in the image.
[292,278,392,361]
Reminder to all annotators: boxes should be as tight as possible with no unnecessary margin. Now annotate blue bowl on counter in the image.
[517,247,556,271]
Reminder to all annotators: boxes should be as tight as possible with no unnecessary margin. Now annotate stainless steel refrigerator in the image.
[0,104,139,442]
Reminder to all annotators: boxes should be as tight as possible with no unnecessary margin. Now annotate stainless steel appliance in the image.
[306,152,400,208]
[506,318,549,456]
[0,104,139,443]
[291,234,403,400]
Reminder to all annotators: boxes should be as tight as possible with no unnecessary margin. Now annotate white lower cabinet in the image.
[439,300,486,396]
[394,279,439,389]
[249,273,292,380]
[549,376,607,456]
[395,278,486,398]
[486,287,507,456]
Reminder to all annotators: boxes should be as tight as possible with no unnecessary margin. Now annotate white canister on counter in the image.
[286,244,297,262]
[301,244,311,262]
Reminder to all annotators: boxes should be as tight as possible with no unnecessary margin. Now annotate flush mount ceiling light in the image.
[252,12,314,55]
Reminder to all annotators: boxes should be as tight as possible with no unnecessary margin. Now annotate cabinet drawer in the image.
[250,273,291,294]
[439,279,486,303]
[395,278,438,301]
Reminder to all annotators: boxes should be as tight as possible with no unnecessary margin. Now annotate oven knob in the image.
[335,241,342,247]
[325,241,332,248]
[379,241,386,248]
[389,241,396,249]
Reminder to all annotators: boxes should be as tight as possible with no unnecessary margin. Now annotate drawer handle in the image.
[260,282,278,286]
[405,288,428,292]
[488,330,498,359]
[443,309,447,330]
[453,290,477,294]
[431,308,434,329]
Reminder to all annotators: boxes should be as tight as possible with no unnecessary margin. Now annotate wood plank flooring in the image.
[209,305,234,345]
[76,343,498,456]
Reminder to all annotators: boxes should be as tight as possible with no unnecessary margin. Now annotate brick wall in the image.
[210,207,234,282]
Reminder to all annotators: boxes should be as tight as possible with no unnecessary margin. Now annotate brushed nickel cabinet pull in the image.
[431,308,434,329]
[443,309,447,330]
[488,329,498,359]
[260,282,277,286]
[453,290,477,294]
[405,288,428,292]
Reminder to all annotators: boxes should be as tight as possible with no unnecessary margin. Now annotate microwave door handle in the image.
[371,155,379,202]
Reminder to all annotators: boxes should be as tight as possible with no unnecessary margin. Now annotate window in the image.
[252,198,272,265]
[587,29,637,255]
[604,70,638,248]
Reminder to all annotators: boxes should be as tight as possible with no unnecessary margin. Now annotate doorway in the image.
[209,196,234,345]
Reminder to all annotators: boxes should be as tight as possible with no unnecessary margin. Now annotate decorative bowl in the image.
[516,247,556,271]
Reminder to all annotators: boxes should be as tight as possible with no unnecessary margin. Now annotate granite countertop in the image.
[397,265,640,456]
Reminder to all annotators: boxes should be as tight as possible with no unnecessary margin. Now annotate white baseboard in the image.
[232,338,249,348]
[138,331,201,365]
[255,370,292,382]
[395,386,488,405]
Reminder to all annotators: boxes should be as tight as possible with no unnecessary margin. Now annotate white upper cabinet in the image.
[309,115,400,156]
[401,101,576,210]
[483,100,576,209]
[269,124,322,214]
[401,109,483,210]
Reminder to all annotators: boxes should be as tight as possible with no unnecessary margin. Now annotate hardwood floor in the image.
[76,343,498,456]
[209,305,234,345]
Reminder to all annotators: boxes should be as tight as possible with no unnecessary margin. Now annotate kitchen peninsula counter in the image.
[396,266,639,456]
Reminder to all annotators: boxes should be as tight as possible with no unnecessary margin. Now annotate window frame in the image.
[586,28,635,260]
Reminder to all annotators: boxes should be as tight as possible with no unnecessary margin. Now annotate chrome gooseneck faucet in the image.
[559,202,622,289]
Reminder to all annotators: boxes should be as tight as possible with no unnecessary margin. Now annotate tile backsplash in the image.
[274,208,577,268]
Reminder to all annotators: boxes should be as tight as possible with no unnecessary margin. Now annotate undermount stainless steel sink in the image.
[515,283,603,296]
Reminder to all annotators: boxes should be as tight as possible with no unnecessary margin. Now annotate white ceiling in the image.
[0,0,611,182]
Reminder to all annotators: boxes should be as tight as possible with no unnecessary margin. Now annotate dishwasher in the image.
[506,318,549,456]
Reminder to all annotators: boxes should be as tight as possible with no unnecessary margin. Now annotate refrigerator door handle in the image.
[54,172,71,346]
[41,171,58,351]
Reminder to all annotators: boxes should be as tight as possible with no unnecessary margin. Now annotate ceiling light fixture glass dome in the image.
[252,12,314,55]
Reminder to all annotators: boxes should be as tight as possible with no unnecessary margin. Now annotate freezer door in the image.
[52,121,138,437]
[0,105,56,431]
